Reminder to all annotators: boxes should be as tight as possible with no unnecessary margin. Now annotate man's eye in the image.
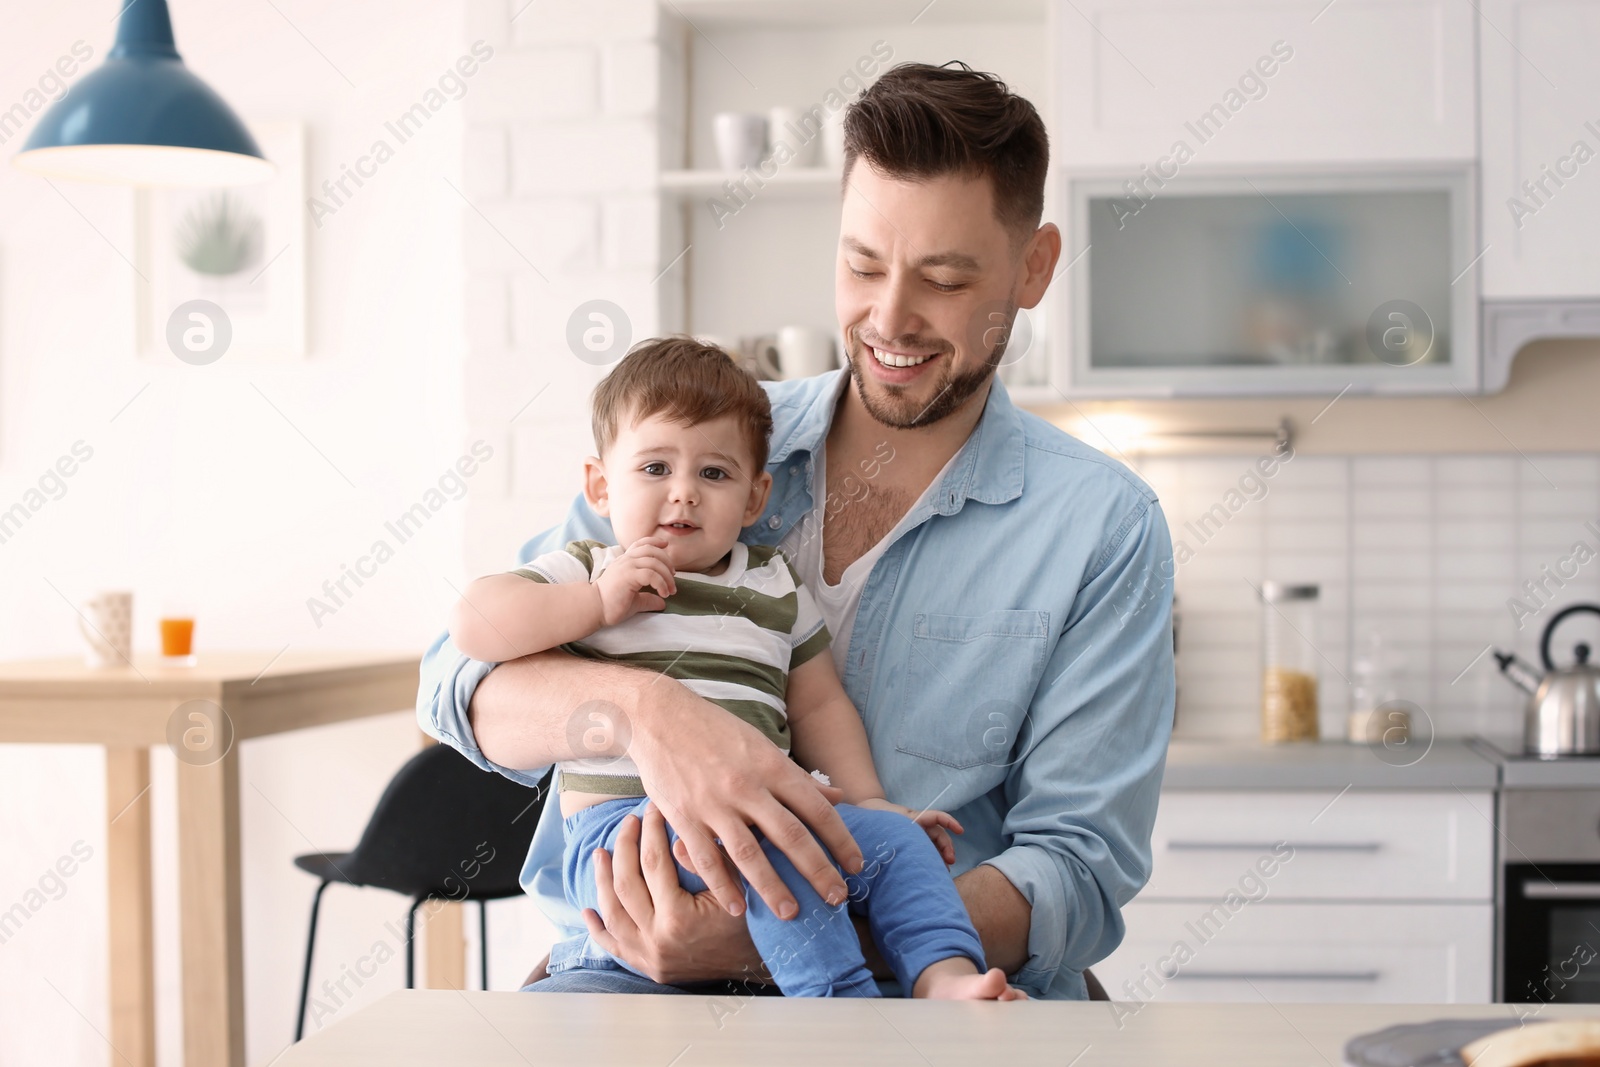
[643,462,668,476]
[929,280,965,293]
[849,266,879,279]
[701,467,729,481]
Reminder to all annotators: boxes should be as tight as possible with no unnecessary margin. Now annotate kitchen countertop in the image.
[278,991,1597,1066]
[1162,738,1500,790]
[1472,735,1600,788]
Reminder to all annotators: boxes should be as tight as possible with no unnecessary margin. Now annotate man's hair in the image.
[843,61,1049,240]
[591,336,773,473]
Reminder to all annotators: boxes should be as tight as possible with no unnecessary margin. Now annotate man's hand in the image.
[856,797,962,866]
[594,536,676,625]
[629,693,861,919]
[582,805,769,986]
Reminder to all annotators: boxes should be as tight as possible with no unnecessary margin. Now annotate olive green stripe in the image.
[708,698,790,750]
[567,540,604,573]
[746,544,784,568]
[561,644,788,699]
[510,568,551,583]
[657,581,798,634]
[559,771,645,796]
[790,625,831,669]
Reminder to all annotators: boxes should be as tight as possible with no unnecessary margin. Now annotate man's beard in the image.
[844,315,1010,430]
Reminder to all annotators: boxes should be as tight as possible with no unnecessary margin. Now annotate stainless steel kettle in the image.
[1494,603,1600,758]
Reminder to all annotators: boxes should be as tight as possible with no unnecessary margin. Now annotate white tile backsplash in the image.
[1167,452,1600,742]
[1435,455,1518,485]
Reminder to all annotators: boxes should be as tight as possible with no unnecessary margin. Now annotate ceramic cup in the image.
[777,326,837,379]
[747,335,783,381]
[712,112,768,172]
[79,590,133,669]
[768,106,821,168]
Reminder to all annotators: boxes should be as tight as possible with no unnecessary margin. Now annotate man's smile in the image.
[859,333,949,385]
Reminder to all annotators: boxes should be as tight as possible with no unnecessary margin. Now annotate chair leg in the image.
[294,880,331,1042]
[479,900,489,991]
[404,897,425,990]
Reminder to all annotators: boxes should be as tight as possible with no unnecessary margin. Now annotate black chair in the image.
[1084,967,1109,1001]
[292,744,549,1040]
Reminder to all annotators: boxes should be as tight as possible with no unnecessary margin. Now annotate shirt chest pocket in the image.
[893,609,1050,770]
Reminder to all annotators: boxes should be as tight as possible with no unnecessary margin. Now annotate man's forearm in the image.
[957,864,1032,975]
[470,649,654,770]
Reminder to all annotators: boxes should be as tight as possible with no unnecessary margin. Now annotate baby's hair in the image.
[591,336,774,473]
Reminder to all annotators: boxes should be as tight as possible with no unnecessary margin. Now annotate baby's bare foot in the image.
[914,961,1028,1000]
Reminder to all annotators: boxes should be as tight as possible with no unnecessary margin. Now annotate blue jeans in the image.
[552,797,986,997]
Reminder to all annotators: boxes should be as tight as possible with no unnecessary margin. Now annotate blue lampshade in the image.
[12,0,272,186]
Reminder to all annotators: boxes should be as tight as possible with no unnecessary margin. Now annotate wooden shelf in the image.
[659,167,841,198]
[666,0,1045,29]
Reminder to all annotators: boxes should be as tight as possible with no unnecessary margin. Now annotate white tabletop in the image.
[278,991,1596,1066]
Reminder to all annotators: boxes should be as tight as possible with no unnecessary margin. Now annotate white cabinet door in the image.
[1055,0,1477,168]
[1480,0,1600,297]
[1143,791,1495,901]
[1097,902,1494,1003]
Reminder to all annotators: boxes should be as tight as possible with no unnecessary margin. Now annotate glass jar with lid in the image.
[1260,581,1320,743]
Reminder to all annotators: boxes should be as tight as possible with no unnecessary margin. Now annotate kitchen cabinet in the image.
[1096,789,1497,1003]
[1476,0,1600,391]
[651,0,1600,401]
[1105,902,1494,1003]
[1059,169,1480,396]
[1479,0,1600,299]
[1053,0,1477,170]
[1049,0,1484,397]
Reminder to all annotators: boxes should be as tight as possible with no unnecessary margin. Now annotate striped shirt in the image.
[512,539,830,795]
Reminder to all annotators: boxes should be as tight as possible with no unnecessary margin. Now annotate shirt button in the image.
[789,464,799,475]
[767,515,782,530]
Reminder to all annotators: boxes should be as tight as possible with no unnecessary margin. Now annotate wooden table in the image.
[0,651,421,1067]
[273,991,1596,1066]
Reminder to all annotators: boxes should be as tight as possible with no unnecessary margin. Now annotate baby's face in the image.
[591,411,771,573]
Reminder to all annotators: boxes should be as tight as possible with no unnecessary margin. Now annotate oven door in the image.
[1504,863,1600,1003]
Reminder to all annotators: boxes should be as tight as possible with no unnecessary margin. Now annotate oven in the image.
[1499,787,1600,1003]
[1503,863,1600,1003]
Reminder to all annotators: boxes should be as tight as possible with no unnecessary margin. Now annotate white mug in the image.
[774,327,837,380]
[768,106,821,168]
[78,590,133,669]
[712,113,767,172]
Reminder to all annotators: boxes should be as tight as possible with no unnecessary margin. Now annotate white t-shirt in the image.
[779,436,956,679]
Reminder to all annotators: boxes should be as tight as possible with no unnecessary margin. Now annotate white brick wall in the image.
[462,126,509,197]
[602,41,661,116]
[471,47,600,121]
[508,0,659,45]
[459,0,670,578]
[508,118,660,194]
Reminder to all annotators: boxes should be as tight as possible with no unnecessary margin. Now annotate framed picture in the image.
[134,119,306,362]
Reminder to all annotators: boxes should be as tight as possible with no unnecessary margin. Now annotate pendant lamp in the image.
[13,0,272,186]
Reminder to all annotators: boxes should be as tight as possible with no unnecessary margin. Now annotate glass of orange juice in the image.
[159,600,197,667]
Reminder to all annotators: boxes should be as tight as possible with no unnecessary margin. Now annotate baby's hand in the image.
[595,536,677,625]
[857,797,962,866]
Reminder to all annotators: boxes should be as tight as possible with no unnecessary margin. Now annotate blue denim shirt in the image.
[417,371,1174,999]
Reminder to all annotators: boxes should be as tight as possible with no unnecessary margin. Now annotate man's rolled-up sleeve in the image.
[982,499,1175,996]
[415,492,614,786]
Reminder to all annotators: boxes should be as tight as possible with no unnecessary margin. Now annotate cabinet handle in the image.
[1172,970,1382,983]
[1523,881,1600,900]
[1166,841,1382,853]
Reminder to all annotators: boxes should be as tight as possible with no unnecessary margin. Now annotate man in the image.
[418,61,1174,999]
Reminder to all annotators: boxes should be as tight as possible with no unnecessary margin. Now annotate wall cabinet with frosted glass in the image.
[1053,168,1479,397]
